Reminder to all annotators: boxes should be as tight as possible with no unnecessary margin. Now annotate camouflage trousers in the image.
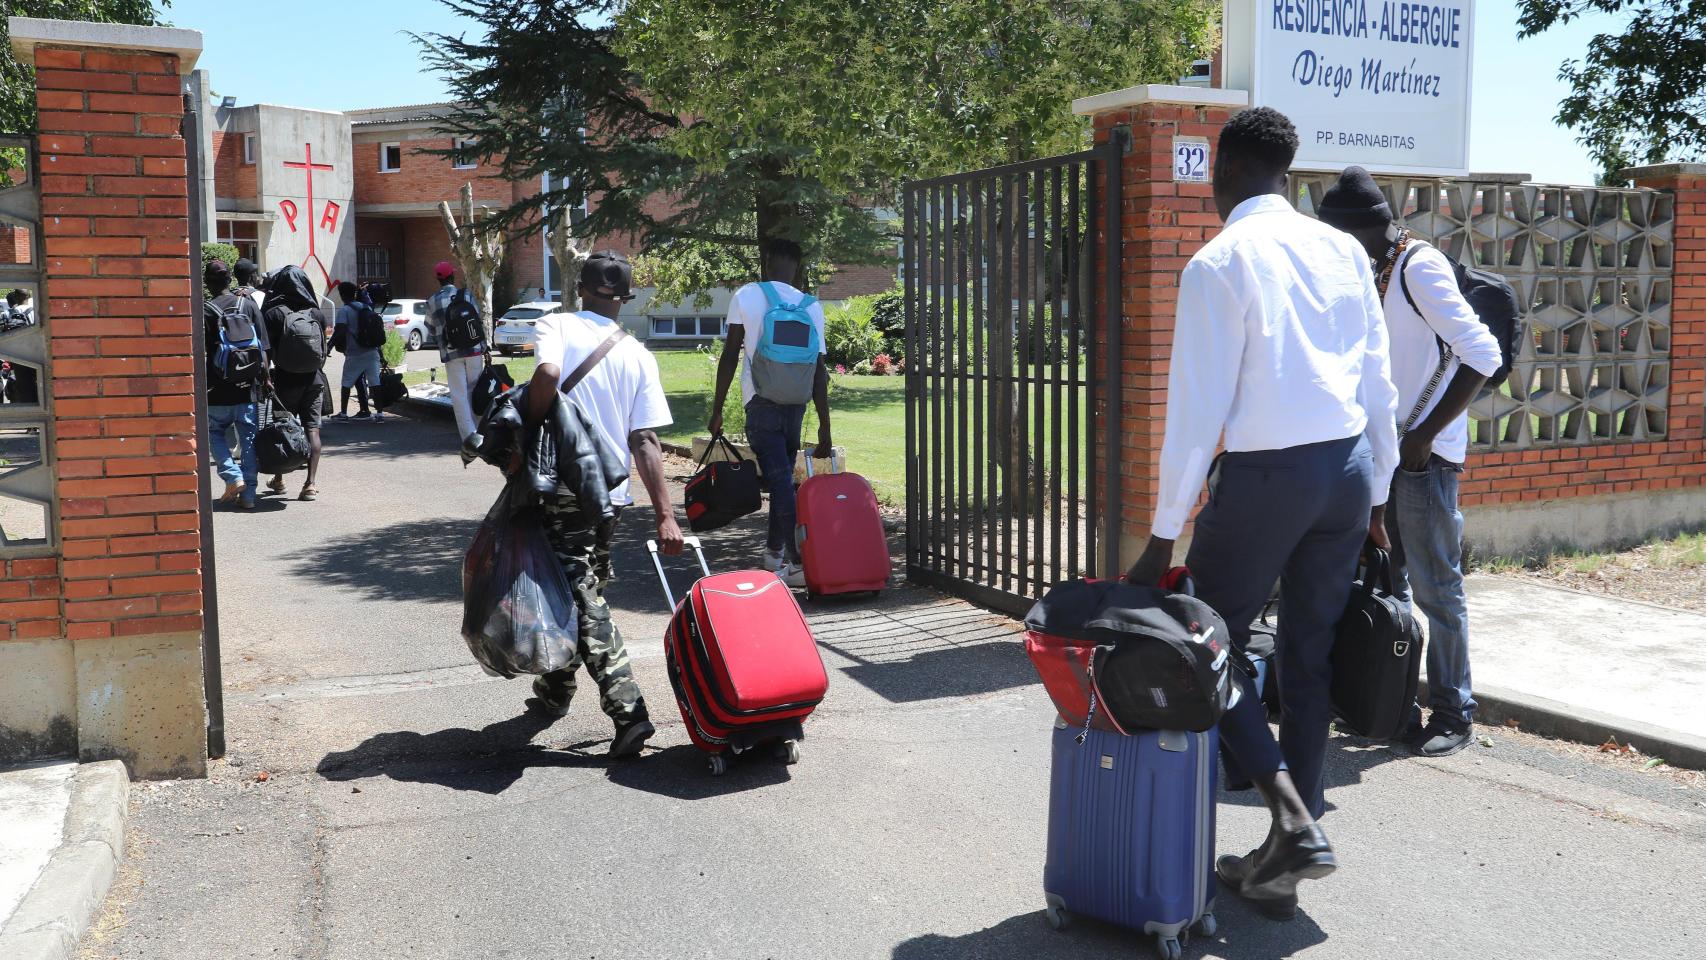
[537,496,648,724]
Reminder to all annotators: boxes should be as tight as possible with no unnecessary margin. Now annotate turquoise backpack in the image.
[750,281,821,404]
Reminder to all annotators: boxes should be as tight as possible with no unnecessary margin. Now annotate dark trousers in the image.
[1187,434,1373,820]
[745,397,807,559]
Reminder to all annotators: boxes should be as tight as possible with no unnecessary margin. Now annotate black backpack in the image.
[1399,241,1525,389]
[354,303,388,349]
[1329,547,1424,740]
[208,295,264,390]
[442,289,484,351]
[274,308,325,373]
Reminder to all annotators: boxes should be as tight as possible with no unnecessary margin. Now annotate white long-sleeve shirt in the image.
[1384,241,1503,464]
[1152,194,1400,540]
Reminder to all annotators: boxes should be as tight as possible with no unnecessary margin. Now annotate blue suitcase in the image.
[1043,721,1219,960]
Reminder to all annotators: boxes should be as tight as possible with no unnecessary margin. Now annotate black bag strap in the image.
[697,432,746,467]
[1362,545,1394,595]
[1385,239,1454,434]
[559,326,627,395]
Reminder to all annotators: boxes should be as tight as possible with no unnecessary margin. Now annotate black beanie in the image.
[1317,166,1392,228]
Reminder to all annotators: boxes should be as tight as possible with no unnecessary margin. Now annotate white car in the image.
[493,301,561,356]
[382,299,434,351]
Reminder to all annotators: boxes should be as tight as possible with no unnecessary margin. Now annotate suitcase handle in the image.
[801,449,842,478]
[646,535,711,609]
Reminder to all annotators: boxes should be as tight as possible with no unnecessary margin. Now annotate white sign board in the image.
[1173,137,1211,182]
[1223,0,1476,176]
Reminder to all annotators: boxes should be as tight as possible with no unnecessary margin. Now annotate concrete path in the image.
[70,394,1706,960]
[1466,576,1706,744]
[0,761,75,927]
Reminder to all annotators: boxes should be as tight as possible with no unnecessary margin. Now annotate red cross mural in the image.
[278,142,342,289]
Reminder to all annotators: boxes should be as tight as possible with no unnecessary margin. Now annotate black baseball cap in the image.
[203,258,231,286]
[580,250,635,302]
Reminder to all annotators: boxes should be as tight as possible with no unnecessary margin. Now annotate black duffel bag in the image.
[1330,547,1424,739]
[683,434,762,533]
[470,356,513,419]
[376,363,407,409]
[255,391,310,475]
[1024,572,1236,733]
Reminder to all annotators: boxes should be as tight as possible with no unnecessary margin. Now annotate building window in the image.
[380,142,402,173]
[242,134,255,165]
[357,247,390,284]
[453,138,477,170]
[215,219,259,265]
[649,316,725,339]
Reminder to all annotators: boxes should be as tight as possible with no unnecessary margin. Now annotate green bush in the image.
[824,298,884,367]
[201,242,239,296]
[699,344,745,438]
[381,329,406,369]
[869,285,905,355]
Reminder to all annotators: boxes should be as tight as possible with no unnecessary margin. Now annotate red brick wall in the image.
[819,261,897,301]
[0,225,30,265]
[399,216,453,299]
[11,45,204,644]
[352,135,516,208]
[209,130,254,203]
[1094,104,1706,556]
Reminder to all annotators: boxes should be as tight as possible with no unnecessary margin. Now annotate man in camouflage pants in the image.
[516,251,684,758]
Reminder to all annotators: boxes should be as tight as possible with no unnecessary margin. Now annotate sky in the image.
[165,0,1610,185]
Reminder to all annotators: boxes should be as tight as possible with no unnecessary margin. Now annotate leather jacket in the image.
[463,384,629,527]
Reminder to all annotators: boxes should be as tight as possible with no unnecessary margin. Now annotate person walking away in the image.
[707,238,832,588]
[517,250,682,758]
[261,265,330,501]
[203,259,268,510]
[1122,108,1401,920]
[234,259,265,312]
[1317,166,1502,758]
[426,260,486,441]
[332,281,386,422]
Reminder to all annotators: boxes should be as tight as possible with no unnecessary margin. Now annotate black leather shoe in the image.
[1243,824,1337,900]
[1215,851,1299,920]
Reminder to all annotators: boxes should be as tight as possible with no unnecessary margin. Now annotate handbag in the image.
[683,434,763,533]
[470,354,513,419]
[1329,547,1424,739]
[255,390,311,475]
[376,361,407,409]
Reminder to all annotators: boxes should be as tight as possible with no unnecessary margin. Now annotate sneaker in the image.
[527,676,573,717]
[763,547,783,570]
[239,497,257,511]
[331,412,350,421]
[608,718,655,758]
[219,480,244,504]
[776,560,806,590]
[1414,721,1473,758]
[369,412,385,423]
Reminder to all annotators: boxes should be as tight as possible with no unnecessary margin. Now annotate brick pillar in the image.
[1074,84,1248,566]
[5,17,206,778]
[1629,164,1706,444]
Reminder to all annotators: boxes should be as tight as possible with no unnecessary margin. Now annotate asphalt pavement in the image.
[70,372,1706,960]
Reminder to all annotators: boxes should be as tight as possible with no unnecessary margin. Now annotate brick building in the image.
[207,98,897,342]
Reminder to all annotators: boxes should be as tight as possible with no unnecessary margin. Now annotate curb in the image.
[401,392,453,418]
[1422,680,1706,771]
[0,760,130,960]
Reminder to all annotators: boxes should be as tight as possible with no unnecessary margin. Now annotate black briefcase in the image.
[683,435,762,533]
[1329,547,1424,739]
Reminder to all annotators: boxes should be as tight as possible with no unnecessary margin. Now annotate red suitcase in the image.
[794,457,889,598]
[647,537,829,775]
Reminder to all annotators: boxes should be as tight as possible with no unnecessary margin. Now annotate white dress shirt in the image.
[1383,241,1503,464]
[1152,194,1400,540]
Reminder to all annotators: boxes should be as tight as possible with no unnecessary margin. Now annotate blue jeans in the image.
[1388,455,1475,730]
[745,398,806,560]
[208,402,258,503]
[1186,435,1373,820]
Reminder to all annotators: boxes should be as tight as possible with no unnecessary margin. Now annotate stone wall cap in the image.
[1620,162,1706,181]
[1072,84,1249,116]
[8,16,202,74]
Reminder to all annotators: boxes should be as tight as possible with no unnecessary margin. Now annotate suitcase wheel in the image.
[1043,894,1068,931]
[1193,913,1217,938]
[707,753,729,777]
[1155,936,1182,960]
[776,739,801,765]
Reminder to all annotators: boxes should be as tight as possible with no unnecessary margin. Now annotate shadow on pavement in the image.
[315,712,606,795]
[604,743,793,799]
[889,904,1328,959]
[810,596,1033,703]
[280,515,475,603]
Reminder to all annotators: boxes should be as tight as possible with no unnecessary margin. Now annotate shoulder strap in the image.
[758,281,781,311]
[559,325,627,395]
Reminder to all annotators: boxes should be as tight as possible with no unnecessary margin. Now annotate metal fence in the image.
[1292,175,1675,453]
[0,134,52,555]
[902,140,1122,616]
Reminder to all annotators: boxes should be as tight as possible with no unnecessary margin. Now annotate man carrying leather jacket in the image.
[511,250,683,759]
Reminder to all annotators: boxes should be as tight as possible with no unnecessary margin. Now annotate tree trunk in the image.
[990,182,1031,519]
[439,183,505,341]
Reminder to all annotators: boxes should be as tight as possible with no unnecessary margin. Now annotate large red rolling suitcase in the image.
[794,457,889,599]
[647,537,829,776]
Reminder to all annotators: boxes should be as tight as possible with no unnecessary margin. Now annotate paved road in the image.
[76,395,1706,960]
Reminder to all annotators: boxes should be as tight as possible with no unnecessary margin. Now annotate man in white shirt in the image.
[426,261,488,442]
[1318,166,1504,759]
[517,250,684,758]
[1125,107,1401,919]
[707,238,832,588]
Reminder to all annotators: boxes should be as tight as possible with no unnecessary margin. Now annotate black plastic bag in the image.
[461,483,578,677]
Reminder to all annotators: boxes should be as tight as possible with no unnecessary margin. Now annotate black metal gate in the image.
[903,140,1123,616]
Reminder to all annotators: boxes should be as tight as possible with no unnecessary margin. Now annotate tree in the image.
[1517,1,1706,181]
[439,183,506,340]
[1,1,170,133]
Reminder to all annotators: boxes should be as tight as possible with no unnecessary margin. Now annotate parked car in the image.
[492,301,561,356]
[383,299,434,351]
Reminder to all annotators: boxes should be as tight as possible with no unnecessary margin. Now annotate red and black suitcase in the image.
[794,457,889,599]
[647,537,829,775]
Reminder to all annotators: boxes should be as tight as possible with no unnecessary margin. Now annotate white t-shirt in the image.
[533,310,672,505]
[726,281,828,406]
